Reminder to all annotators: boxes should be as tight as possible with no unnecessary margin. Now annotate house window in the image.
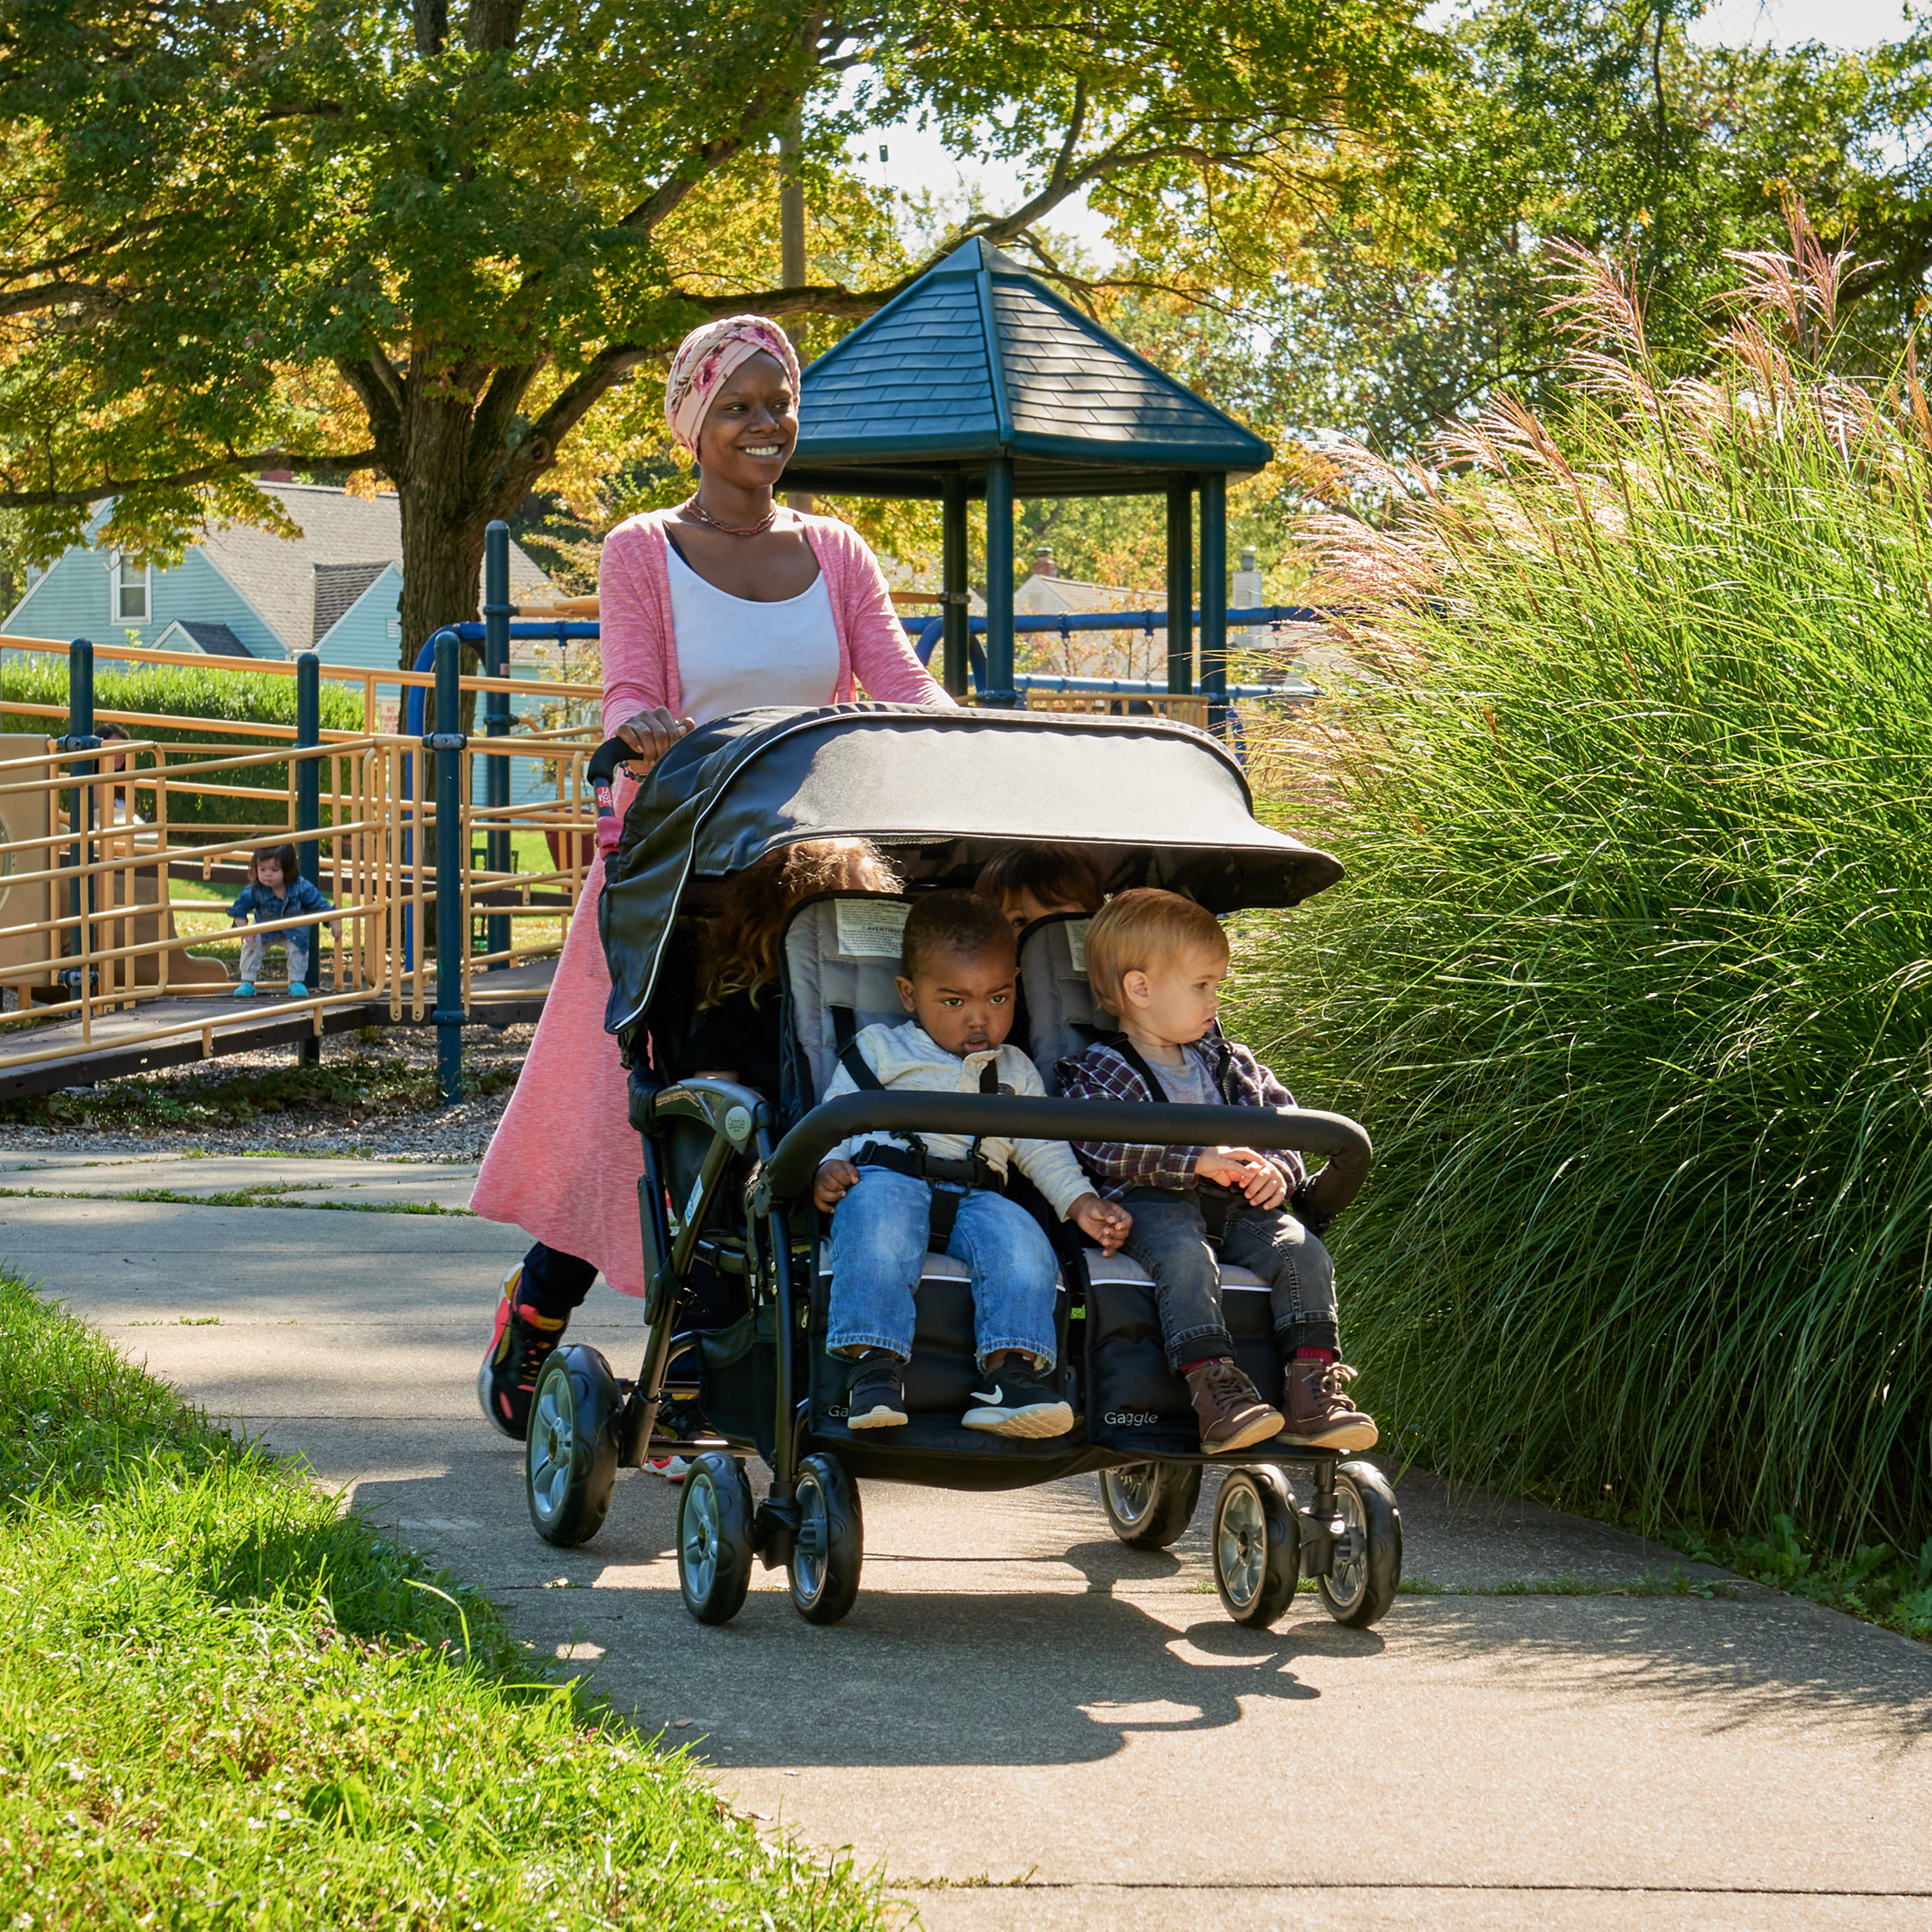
[113,555,150,622]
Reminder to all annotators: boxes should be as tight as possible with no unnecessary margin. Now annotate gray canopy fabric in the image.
[597,705,1343,1041]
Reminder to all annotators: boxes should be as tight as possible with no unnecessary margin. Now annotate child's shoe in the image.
[845,1354,907,1428]
[236,981,256,998]
[477,1264,568,1441]
[288,981,308,998]
[1184,1357,1284,1454]
[1282,1357,1378,1451]
[964,1359,1073,1438]
[649,1455,692,1482]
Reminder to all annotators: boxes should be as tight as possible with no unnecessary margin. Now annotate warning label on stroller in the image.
[1066,920,1089,971]
[837,899,911,958]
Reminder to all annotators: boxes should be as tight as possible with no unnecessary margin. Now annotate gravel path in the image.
[0,1022,532,1162]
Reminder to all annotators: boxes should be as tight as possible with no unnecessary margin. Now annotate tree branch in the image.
[0,281,121,319]
[0,450,379,511]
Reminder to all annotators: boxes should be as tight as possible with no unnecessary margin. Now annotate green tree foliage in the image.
[1238,225,1932,1550]
[0,0,1443,658]
[1151,0,1932,455]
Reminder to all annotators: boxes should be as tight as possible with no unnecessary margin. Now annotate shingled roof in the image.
[312,560,392,645]
[781,238,1271,499]
[196,485,555,655]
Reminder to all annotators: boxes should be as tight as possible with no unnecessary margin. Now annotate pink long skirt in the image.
[469,833,648,1294]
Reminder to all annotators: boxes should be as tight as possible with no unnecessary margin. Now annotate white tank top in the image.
[665,540,840,724]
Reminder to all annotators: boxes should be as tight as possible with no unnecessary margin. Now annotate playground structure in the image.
[0,560,607,1101]
[0,497,1317,1104]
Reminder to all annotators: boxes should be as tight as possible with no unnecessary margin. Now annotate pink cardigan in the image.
[596,507,949,731]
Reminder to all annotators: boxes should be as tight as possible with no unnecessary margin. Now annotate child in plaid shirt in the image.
[1056,889,1376,1456]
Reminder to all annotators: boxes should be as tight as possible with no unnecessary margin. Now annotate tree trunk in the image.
[396,394,489,683]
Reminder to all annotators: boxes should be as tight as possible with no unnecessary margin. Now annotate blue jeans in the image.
[1120,1188,1338,1367]
[826,1166,1060,1370]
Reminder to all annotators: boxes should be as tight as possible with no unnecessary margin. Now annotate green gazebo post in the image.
[781,239,1268,712]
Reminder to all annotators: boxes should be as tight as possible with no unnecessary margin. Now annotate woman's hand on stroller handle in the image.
[615,706,696,768]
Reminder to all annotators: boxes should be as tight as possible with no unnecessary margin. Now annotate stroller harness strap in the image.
[1098,1029,1243,1242]
[835,1035,1006,1249]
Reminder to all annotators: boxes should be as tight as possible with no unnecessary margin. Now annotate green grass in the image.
[0,1052,518,1129]
[1664,1516,1932,1638]
[0,1268,890,1927]
[1237,232,1932,1556]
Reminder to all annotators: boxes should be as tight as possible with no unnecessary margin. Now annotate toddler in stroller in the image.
[815,891,1131,1436]
[1058,889,1376,1455]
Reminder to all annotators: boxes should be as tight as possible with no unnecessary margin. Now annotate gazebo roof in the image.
[780,238,1271,500]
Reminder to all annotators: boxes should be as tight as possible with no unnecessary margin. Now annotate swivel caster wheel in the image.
[1211,1465,1301,1627]
[1316,1460,1403,1629]
[677,1453,755,1625]
[1100,1461,1204,1549]
[788,1454,863,1625]
[526,1345,621,1548]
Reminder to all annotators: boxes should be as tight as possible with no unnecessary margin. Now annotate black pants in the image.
[1119,1188,1339,1367]
[518,1242,598,1321]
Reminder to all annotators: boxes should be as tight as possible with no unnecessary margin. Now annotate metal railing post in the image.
[983,458,1017,708]
[429,630,467,1104]
[1166,477,1195,694]
[1198,471,1228,734]
[61,639,99,1004]
[941,477,970,699]
[483,520,512,966]
[294,651,322,1062]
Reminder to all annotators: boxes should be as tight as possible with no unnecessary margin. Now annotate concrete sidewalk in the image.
[10,1169,1931,1929]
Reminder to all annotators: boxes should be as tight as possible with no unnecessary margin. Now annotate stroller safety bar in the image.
[753,1095,1370,1217]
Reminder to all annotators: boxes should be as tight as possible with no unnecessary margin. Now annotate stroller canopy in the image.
[598,704,1342,1037]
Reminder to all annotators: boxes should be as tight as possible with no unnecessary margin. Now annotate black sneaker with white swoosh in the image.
[963,1362,1074,1439]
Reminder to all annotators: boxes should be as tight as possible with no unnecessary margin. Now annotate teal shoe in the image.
[236,981,256,998]
[289,981,308,998]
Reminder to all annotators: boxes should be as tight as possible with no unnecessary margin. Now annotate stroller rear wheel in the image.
[788,1454,863,1625]
[678,1453,755,1625]
[526,1345,621,1548]
[1100,1461,1204,1549]
[1316,1461,1402,1628]
[1211,1466,1301,1627]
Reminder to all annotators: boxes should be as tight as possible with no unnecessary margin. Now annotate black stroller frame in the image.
[522,705,1403,1633]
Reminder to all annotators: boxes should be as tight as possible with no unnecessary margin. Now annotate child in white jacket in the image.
[815,891,1131,1437]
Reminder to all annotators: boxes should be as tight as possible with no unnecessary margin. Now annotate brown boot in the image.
[1184,1358,1284,1455]
[1282,1357,1378,1451]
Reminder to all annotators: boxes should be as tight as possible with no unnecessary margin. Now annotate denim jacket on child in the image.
[229,876,334,923]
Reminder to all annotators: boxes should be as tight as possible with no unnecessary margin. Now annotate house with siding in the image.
[3,484,567,806]
[1,484,555,668]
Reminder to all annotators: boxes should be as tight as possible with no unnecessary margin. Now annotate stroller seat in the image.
[783,891,1075,1454]
[1017,916,1303,1456]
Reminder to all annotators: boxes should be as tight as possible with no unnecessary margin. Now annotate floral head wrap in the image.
[663,316,800,457]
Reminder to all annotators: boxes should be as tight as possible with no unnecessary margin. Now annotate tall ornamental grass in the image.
[1240,224,1932,1549]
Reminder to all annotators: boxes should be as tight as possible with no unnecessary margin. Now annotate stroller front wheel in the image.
[1211,1466,1301,1627]
[1316,1460,1403,1628]
[526,1345,621,1548]
[678,1454,755,1625]
[788,1454,863,1625]
[1101,1461,1204,1549]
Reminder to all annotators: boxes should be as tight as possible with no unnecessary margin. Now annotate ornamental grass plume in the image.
[1240,209,1932,1548]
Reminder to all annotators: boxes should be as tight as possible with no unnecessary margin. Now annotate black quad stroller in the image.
[522,704,1401,1633]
